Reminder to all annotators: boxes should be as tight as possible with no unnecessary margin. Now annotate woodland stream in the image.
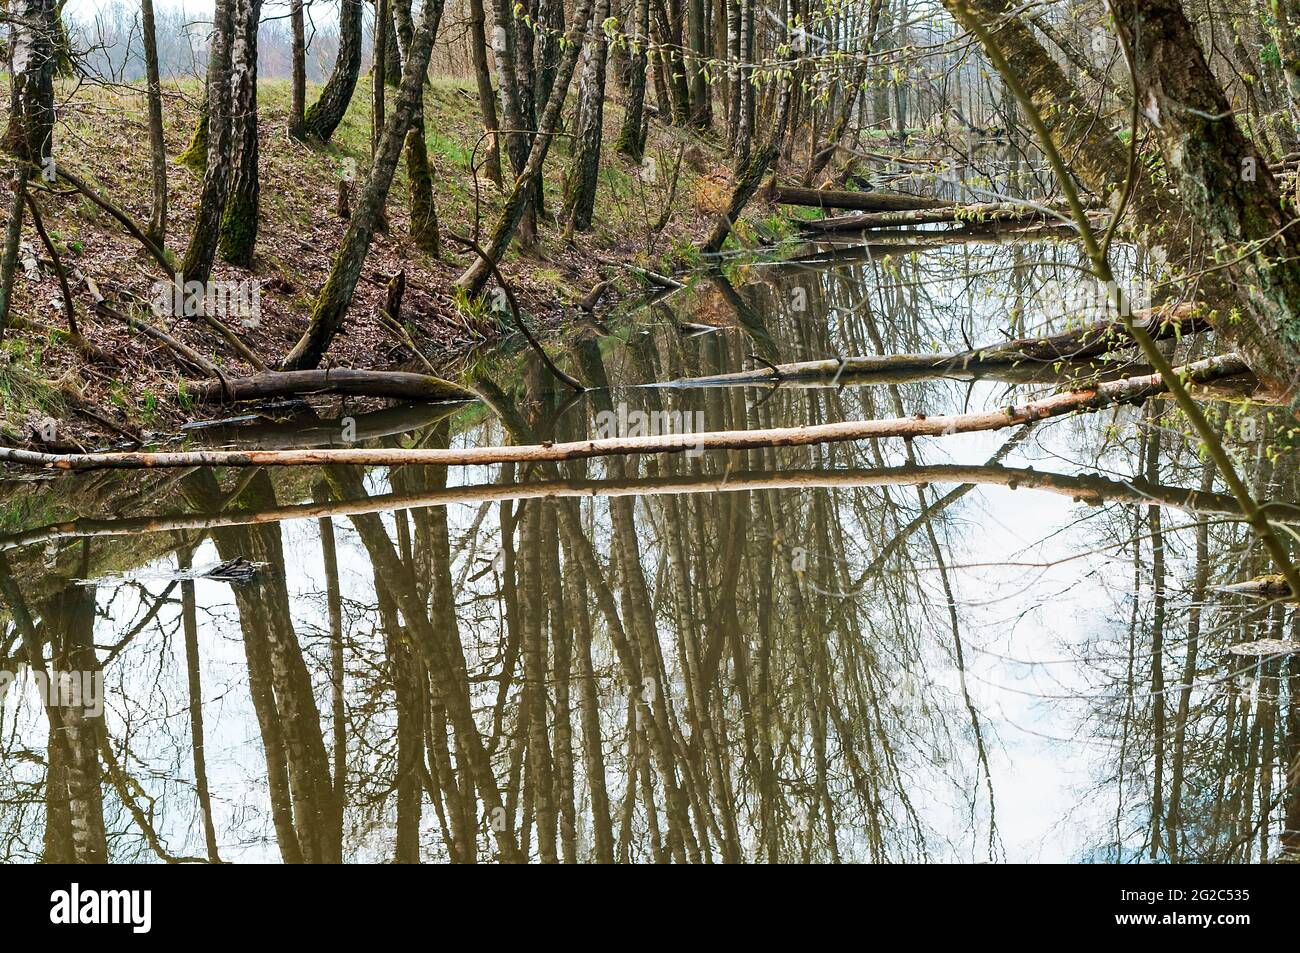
[2,235,1296,864]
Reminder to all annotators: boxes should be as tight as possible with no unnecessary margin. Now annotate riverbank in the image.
[0,74,751,447]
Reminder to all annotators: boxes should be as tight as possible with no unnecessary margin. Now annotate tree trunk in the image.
[45,569,108,864]
[686,0,709,126]
[468,0,504,186]
[2,0,56,165]
[179,544,222,862]
[385,9,403,86]
[141,0,167,245]
[302,0,364,142]
[733,0,754,165]
[535,0,565,115]
[486,0,528,175]
[1109,0,1300,390]
[281,0,445,369]
[615,0,650,160]
[372,0,389,153]
[655,0,690,124]
[180,0,236,286]
[289,0,307,137]
[183,471,340,863]
[218,0,262,267]
[454,0,598,297]
[0,166,28,332]
[1266,1,1300,110]
[703,80,792,253]
[394,0,443,256]
[563,0,611,231]
[9,354,1256,473]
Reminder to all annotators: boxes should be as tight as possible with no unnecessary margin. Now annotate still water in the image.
[2,236,1297,863]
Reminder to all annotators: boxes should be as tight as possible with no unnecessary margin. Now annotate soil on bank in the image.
[0,75,758,446]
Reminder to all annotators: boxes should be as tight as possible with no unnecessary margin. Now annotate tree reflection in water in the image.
[1,240,1297,863]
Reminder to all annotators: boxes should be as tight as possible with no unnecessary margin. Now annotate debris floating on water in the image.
[77,558,266,586]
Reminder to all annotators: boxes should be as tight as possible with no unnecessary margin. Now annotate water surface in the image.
[2,236,1296,863]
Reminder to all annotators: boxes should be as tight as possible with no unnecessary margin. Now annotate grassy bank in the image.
[0,73,742,444]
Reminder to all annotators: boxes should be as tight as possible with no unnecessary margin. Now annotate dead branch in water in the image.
[654,305,1207,388]
[0,354,1251,471]
[800,201,1092,233]
[590,253,685,289]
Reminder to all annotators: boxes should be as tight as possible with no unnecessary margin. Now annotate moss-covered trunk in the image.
[281,0,444,370]
[180,0,236,286]
[454,0,599,297]
[1109,0,1300,390]
[615,0,650,160]
[394,0,445,256]
[703,79,792,254]
[563,0,611,231]
[301,0,364,142]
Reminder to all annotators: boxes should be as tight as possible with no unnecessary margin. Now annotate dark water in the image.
[2,237,1297,863]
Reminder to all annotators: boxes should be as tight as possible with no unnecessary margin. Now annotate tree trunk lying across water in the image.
[0,354,1250,471]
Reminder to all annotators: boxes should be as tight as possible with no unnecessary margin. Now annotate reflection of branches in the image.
[8,461,1295,553]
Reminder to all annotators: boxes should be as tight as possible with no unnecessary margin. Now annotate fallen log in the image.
[800,201,1081,233]
[0,354,1252,471]
[653,305,1205,387]
[767,184,954,213]
[186,369,474,404]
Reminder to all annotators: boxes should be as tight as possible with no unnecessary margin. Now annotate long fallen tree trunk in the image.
[655,305,1205,387]
[0,354,1249,471]
[1,461,1284,553]
[187,369,473,403]
[800,201,1082,233]
[767,184,954,213]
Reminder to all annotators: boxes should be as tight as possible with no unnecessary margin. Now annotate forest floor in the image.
[0,74,774,446]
